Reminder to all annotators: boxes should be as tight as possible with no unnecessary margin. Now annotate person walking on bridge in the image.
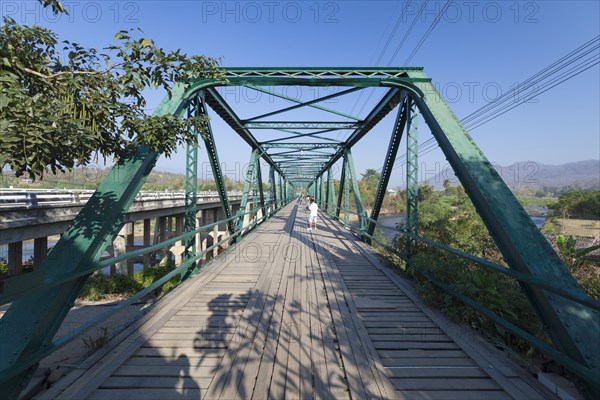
[308,197,318,230]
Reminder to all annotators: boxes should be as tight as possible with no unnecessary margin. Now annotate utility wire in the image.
[383,36,600,173]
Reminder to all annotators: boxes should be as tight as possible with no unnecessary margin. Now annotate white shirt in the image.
[309,202,318,217]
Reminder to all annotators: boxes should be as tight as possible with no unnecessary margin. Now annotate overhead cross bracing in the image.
[185,68,423,187]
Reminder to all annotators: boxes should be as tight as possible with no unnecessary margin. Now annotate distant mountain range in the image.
[426,160,600,191]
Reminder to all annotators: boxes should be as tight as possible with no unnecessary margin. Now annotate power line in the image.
[346,1,415,129]
[384,36,600,173]
[356,1,449,118]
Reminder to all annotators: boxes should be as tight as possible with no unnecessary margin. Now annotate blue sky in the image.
[4,1,599,186]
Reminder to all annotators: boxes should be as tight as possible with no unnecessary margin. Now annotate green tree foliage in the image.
[355,168,405,214]
[1,0,224,180]
[418,186,501,260]
[390,184,545,354]
[549,190,600,219]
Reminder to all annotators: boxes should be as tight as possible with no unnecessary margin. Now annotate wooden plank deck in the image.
[38,203,556,400]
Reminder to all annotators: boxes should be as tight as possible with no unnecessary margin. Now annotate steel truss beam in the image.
[220,67,426,79]
[326,168,335,215]
[245,121,359,130]
[317,89,407,177]
[0,82,189,397]
[183,98,199,278]
[243,85,361,121]
[344,149,365,232]
[204,88,284,176]
[237,149,260,233]
[261,143,341,149]
[278,174,283,208]
[336,158,346,220]
[407,70,599,394]
[268,166,276,215]
[367,95,410,243]
[261,130,342,143]
[405,102,419,256]
[197,92,235,237]
[319,175,326,209]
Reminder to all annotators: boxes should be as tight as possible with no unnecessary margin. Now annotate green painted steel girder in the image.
[336,157,346,220]
[204,88,284,177]
[405,101,419,256]
[221,67,426,79]
[255,155,266,221]
[405,70,599,392]
[345,149,365,232]
[244,121,359,130]
[261,130,342,144]
[243,85,362,121]
[317,88,406,177]
[182,99,200,278]
[261,143,341,149]
[0,82,190,396]
[367,93,409,241]
[268,166,276,216]
[326,168,335,215]
[278,174,283,208]
[197,92,236,237]
[237,148,261,233]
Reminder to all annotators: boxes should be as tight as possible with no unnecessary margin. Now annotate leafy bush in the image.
[409,250,546,354]
[78,264,179,301]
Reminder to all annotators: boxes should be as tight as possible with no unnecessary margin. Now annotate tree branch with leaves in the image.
[1,0,224,179]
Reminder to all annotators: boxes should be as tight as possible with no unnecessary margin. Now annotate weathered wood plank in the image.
[113,365,216,377]
[306,227,350,400]
[390,377,500,391]
[89,388,202,400]
[123,356,221,367]
[381,357,476,367]
[328,217,557,400]
[102,376,212,389]
[315,236,388,399]
[385,366,487,378]
[397,390,511,400]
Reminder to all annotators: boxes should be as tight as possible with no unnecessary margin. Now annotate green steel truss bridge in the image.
[1,68,598,399]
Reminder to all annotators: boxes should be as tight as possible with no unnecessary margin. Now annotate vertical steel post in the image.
[406,101,419,257]
[268,166,276,216]
[336,158,346,220]
[237,149,260,233]
[343,156,351,228]
[327,168,335,216]
[251,159,259,226]
[278,174,283,208]
[320,175,326,209]
[182,99,199,279]
[345,149,365,233]
[256,160,266,222]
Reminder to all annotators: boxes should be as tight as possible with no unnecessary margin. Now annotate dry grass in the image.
[555,219,600,237]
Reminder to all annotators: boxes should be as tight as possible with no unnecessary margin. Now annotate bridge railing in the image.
[326,205,600,386]
[0,196,294,385]
[0,189,244,209]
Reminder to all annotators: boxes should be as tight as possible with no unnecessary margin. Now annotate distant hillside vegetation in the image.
[0,167,246,191]
[426,160,599,195]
